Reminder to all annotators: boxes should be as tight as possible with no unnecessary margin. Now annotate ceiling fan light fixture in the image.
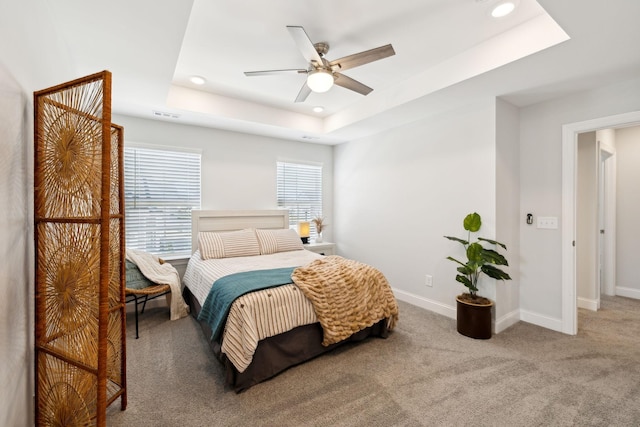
[306,70,334,93]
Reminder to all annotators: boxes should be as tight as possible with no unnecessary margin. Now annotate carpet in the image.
[107,295,640,426]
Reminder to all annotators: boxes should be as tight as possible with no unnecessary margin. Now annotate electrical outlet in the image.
[425,274,433,287]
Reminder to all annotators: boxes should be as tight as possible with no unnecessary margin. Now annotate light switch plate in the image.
[537,216,558,229]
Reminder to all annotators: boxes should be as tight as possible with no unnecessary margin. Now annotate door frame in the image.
[561,110,640,335]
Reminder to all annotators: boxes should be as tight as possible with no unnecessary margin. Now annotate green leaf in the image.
[446,256,466,267]
[457,265,474,275]
[455,274,476,291]
[478,236,507,250]
[482,248,509,266]
[463,212,481,232]
[466,242,483,264]
[444,236,469,246]
[481,264,512,281]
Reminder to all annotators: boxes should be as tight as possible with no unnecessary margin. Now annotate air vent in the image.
[152,110,181,119]
[302,135,320,140]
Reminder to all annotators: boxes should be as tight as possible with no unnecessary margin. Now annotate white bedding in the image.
[183,249,322,306]
[182,248,324,372]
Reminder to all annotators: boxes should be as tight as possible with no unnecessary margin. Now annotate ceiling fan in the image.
[244,26,395,103]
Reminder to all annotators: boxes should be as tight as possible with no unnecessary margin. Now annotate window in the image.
[276,161,322,236]
[124,144,201,258]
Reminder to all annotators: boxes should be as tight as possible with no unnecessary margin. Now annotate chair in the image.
[125,284,171,339]
[125,260,170,339]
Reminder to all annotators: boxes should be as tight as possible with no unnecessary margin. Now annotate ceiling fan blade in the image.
[287,26,323,65]
[329,44,395,72]
[244,69,307,77]
[294,81,312,103]
[334,73,373,96]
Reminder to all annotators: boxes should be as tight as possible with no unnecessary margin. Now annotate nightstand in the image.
[304,242,336,256]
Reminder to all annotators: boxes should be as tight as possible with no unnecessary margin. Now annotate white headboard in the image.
[191,209,290,253]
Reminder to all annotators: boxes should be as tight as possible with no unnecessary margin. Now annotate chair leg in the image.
[132,294,140,339]
[140,295,150,314]
[127,289,169,339]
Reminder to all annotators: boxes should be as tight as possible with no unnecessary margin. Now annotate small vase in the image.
[315,233,323,243]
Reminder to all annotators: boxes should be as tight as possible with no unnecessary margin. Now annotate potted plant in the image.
[312,216,325,243]
[444,212,511,339]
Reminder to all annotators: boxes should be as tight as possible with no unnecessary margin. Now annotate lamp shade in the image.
[298,221,310,238]
[306,70,334,93]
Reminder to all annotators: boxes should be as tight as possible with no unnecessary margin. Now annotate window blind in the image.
[124,145,201,257]
[276,161,322,236]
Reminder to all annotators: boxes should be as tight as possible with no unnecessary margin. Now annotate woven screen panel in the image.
[107,310,123,398]
[35,81,104,220]
[36,221,100,367]
[109,125,121,216]
[109,218,123,304]
[34,71,127,426]
[37,352,97,426]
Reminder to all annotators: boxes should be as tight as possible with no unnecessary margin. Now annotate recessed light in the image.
[491,1,517,18]
[190,75,206,85]
[312,106,324,113]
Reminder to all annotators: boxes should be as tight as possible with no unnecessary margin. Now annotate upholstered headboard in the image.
[191,209,290,253]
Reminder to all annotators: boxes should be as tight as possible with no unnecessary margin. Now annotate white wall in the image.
[495,99,520,331]
[0,2,76,422]
[0,65,32,425]
[0,1,75,98]
[615,125,640,299]
[334,98,497,320]
[519,76,640,329]
[113,114,335,242]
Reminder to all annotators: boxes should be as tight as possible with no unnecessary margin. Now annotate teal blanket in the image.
[197,267,296,342]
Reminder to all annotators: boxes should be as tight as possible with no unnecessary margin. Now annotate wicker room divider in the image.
[34,70,127,426]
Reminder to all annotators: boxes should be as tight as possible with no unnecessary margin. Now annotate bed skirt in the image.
[182,286,390,392]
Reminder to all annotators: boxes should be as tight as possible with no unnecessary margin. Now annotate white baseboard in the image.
[495,308,520,333]
[577,297,599,311]
[616,286,640,300]
[393,288,522,335]
[519,309,563,333]
[392,288,456,320]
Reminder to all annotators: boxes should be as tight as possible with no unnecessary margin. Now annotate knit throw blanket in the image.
[125,249,190,321]
[291,255,399,346]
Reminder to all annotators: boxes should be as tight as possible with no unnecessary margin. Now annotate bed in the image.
[182,209,398,392]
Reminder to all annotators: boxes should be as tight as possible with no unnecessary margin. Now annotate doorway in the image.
[561,110,640,335]
[598,142,616,298]
[575,132,616,312]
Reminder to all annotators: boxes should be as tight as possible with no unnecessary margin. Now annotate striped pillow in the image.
[255,228,304,255]
[198,229,261,260]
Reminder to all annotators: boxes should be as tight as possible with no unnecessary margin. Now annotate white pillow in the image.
[255,228,304,255]
[198,229,260,260]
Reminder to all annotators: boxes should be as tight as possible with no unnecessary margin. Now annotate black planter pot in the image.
[456,296,493,339]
